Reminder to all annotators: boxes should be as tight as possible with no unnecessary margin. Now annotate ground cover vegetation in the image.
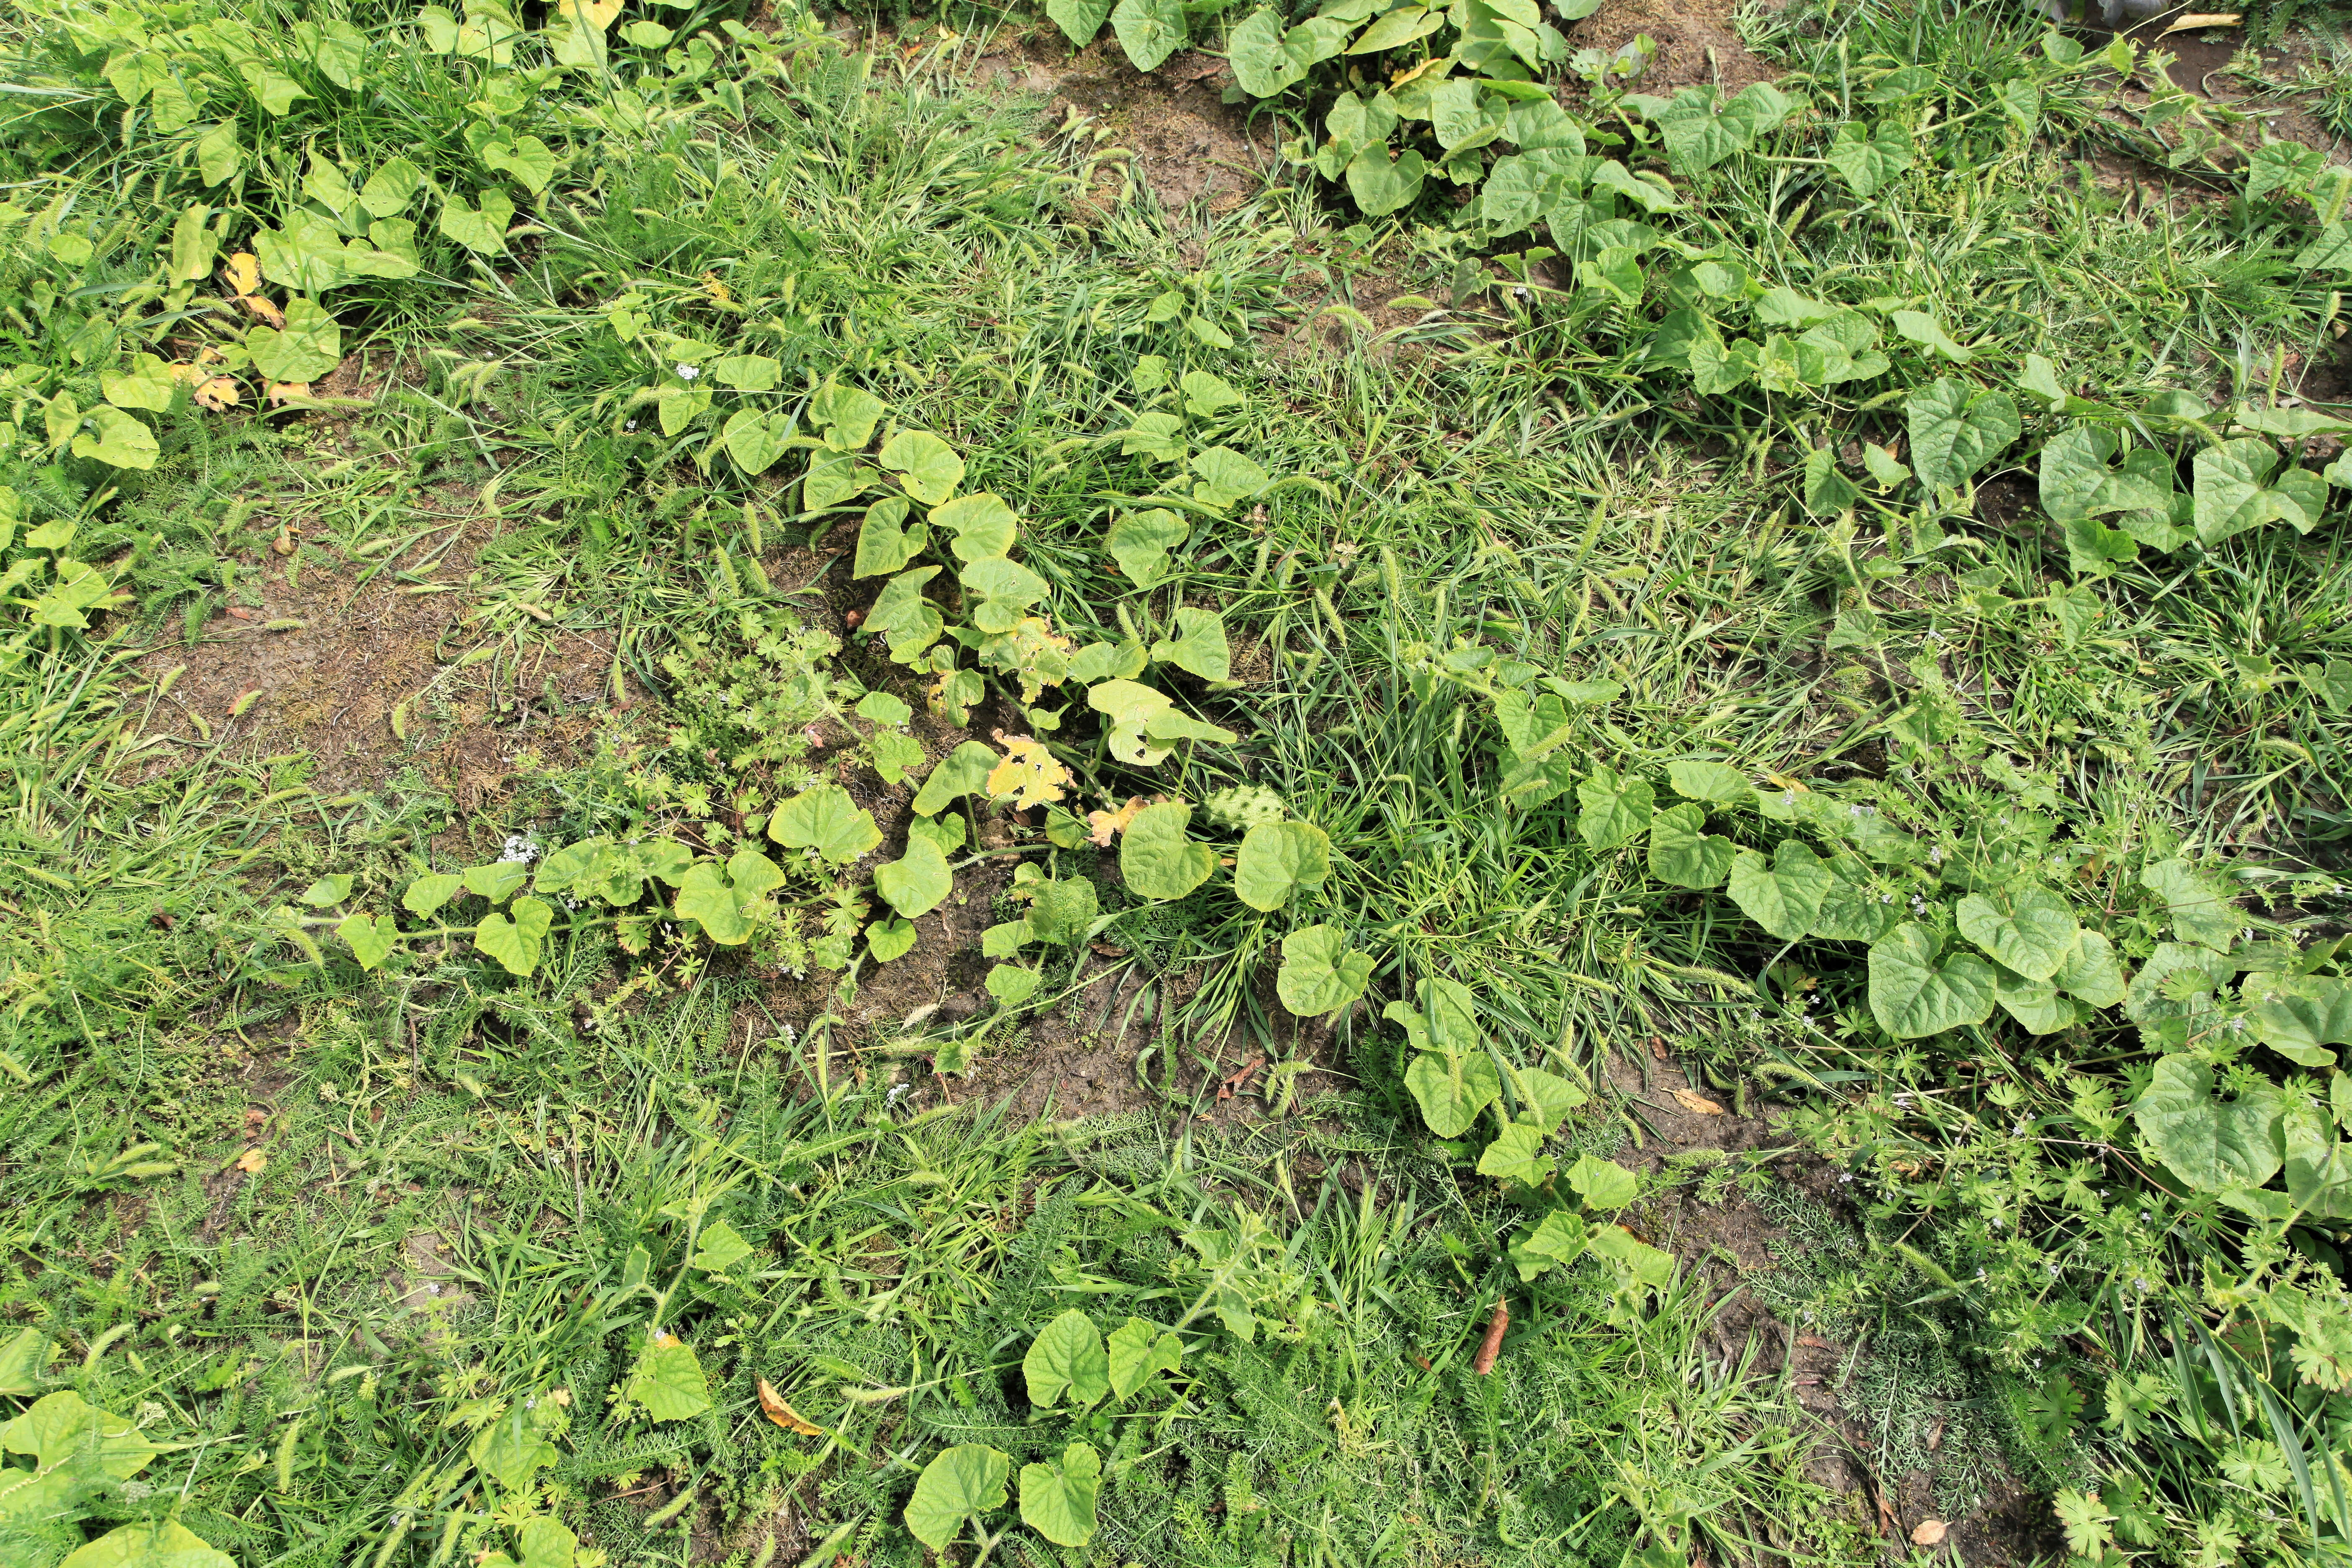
[2,0,2352,1561]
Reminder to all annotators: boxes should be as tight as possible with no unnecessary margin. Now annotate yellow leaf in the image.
[1087,796,1148,847]
[554,0,624,29]
[266,382,312,405]
[985,732,1070,810]
[240,293,286,329]
[224,252,260,294]
[757,1377,823,1435]
[235,1148,267,1173]
[1670,1088,1725,1116]
[194,376,242,412]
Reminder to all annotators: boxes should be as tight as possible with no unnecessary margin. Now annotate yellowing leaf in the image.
[266,381,312,405]
[757,1377,823,1435]
[235,1148,266,1173]
[223,252,260,294]
[1671,1088,1725,1116]
[554,0,624,29]
[986,733,1070,809]
[194,376,242,411]
[239,292,286,329]
[1087,797,1148,847]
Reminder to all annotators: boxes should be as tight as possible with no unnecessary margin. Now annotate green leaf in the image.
[1566,1152,1639,1210]
[1585,1224,1675,1289]
[621,1333,712,1422]
[867,918,917,963]
[671,851,784,945]
[196,121,243,186]
[928,491,1018,563]
[2052,928,2126,1008]
[656,383,710,436]
[1179,369,1243,418]
[875,836,954,919]
[1666,759,1748,803]
[438,189,515,254]
[1109,0,1186,72]
[102,353,176,414]
[1275,924,1374,1015]
[360,158,424,217]
[1507,1063,1589,1130]
[1890,309,1970,362]
[689,1218,754,1274]
[1019,1443,1102,1547]
[59,1522,234,1568]
[1725,841,1835,940]
[723,410,792,476]
[1647,81,1790,173]
[403,872,465,916]
[811,383,885,449]
[1906,377,2019,489]
[1477,1122,1553,1186]
[1508,1210,1588,1280]
[1046,0,1114,44]
[911,740,999,815]
[804,449,880,513]
[0,1329,55,1396]
[1647,802,1733,889]
[1106,508,1189,586]
[2192,438,2325,545]
[1189,446,1273,511]
[1233,821,1331,911]
[1346,146,1428,217]
[1823,119,1912,197]
[300,873,354,908]
[481,134,556,193]
[462,861,530,903]
[771,784,882,866]
[712,353,781,391]
[338,912,398,970]
[1024,1309,1110,1409]
[1404,1049,1501,1138]
[2038,423,2173,521]
[1227,6,1304,97]
[1384,977,1480,1054]
[856,690,913,727]
[1866,923,1997,1039]
[2242,973,2352,1068]
[2138,858,2239,951]
[1801,446,1859,515]
[904,1444,1010,1551]
[961,555,1048,634]
[469,1400,559,1488]
[70,406,159,470]
[2283,1103,2352,1217]
[1577,770,1655,848]
[248,296,343,385]
[1150,605,1230,680]
[474,895,554,975]
[2132,1055,2282,1192]
[2,1390,158,1478]
[1122,802,1216,900]
[1954,883,2077,981]
[985,963,1042,1005]
[1105,1318,1183,1399]
[1991,964,2075,1034]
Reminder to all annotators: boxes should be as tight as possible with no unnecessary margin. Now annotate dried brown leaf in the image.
[1671,1088,1725,1116]
[757,1377,823,1435]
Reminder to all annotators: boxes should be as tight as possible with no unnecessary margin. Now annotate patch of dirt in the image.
[138,501,627,805]
[1562,0,1781,99]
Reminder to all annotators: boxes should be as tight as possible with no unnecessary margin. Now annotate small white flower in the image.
[677,363,699,379]
[499,833,540,864]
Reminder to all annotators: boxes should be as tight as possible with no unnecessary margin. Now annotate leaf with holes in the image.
[473,896,553,976]
[905,1445,1010,1552]
[1234,821,1330,911]
[1647,803,1733,889]
[771,785,882,866]
[1867,923,1997,1039]
[1276,924,1373,1016]
[1121,802,1216,900]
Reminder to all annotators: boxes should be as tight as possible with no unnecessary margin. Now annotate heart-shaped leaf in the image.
[1577,770,1655,848]
[879,429,963,505]
[1906,377,2019,490]
[724,409,792,476]
[1404,1048,1501,1138]
[473,895,553,975]
[1647,802,1734,889]
[1725,841,1835,939]
[929,491,1018,563]
[1867,923,1996,1038]
[1476,1122,1553,1186]
[904,1445,1010,1552]
[1992,963,2075,1035]
[2192,438,2325,545]
[1150,606,1230,680]
[1508,1210,1589,1281]
[437,189,514,254]
[1824,119,1912,197]
[2132,1054,2282,1192]
[1023,1309,1109,1409]
[1667,759,1749,803]
[1019,1443,1103,1547]
[672,851,783,945]
[1106,508,1189,586]
[1121,802,1215,900]
[1275,924,1373,1015]
[1807,855,1898,942]
[1566,1152,1638,1210]
[1109,0,1186,72]
[1233,820,1331,911]
[1046,0,1113,45]
[2051,928,2126,1008]
[867,918,918,963]
[2242,973,2352,1068]
[771,784,881,866]
[2038,424,2173,521]
[1105,1318,1182,1399]
[621,1332,711,1422]
[911,740,999,816]
[2138,858,2239,952]
[338,912,398,970]
[1954,883,2077,981]
[875,836,953,918]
